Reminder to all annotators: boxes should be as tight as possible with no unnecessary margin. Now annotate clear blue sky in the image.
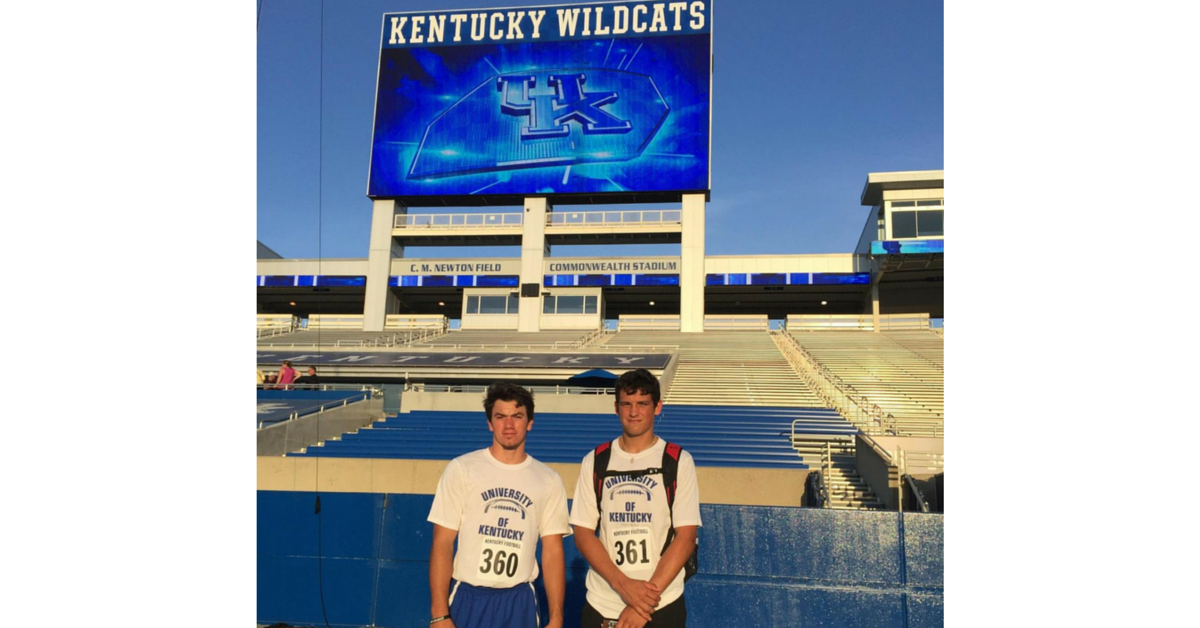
[257,0,943,260]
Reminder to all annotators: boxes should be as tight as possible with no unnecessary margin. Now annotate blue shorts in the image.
[449,580,539,628]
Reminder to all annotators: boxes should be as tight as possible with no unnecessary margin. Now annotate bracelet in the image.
[430,615,451,625]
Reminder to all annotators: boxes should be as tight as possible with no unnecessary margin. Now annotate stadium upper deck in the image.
[256,170,943,329]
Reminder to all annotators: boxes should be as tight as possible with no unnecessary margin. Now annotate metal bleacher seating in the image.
[410,328,596,349]
[882,330,944,369]
[256,328,438,348]
[290,405,856,470]
[607,330,825,407]
[789,328,944,437]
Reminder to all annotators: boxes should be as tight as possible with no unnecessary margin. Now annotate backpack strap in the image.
[592,442,613,529]
[660,441,681,555]
[658,441,698,580]
[662,441,681,510]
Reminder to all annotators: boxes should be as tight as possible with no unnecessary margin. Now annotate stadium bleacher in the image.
[290,405,854,469]
[789,328,944,437]
[608,330,825,407]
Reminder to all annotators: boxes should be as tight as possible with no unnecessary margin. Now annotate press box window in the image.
[891,210,944,238]
[890,200,944,239]
[466,294,519,314]
[543,294,598,314]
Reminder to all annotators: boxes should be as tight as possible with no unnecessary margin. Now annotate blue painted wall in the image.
[258,492,942,628]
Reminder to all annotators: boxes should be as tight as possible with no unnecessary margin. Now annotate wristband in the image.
[430,615,451,625]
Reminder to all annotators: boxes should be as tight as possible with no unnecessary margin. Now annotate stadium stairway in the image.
[289,404,859,472]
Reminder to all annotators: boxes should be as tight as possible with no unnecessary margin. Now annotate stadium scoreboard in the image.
[367,1,713,205]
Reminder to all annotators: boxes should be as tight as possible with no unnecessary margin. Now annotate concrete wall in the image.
[855,205,881,255]
[258,458,809,509]
[257,492,942,628]
[539,313,600,329]
[400,391,615,414]
[460,312,519,329]
[857,434,899,511]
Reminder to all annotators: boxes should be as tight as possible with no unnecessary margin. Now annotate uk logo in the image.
[498,73,632,139]
[408,68,669,180]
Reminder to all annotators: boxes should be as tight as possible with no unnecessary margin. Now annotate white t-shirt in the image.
[428,448,571,588]
[569,438,702,618]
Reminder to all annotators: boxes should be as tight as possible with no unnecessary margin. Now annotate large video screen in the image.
[367,1,712,203]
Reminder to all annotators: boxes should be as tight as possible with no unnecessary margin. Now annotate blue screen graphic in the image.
[316,276,367,287]
[871,240,945,255]
[812,273,870,285]
[368,4,710,201]
[751,273,786,285]
[475,275,519,287]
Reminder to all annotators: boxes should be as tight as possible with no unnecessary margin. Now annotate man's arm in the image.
[647,525,698,591]
[540,534,566,628]
[429,524,458,628]
[572,525,660,620]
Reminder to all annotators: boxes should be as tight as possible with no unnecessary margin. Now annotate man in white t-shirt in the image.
[570,369,702,628]
[428,382,571,628]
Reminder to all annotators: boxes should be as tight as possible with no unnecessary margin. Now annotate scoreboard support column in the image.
[680,193,706,332]
[364,199,406,331]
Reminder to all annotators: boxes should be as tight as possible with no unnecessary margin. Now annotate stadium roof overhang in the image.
[860,170,945,206]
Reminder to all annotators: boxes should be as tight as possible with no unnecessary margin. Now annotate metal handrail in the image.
[823,443,833,508]
[574,327,604,348]
[772,331,896,435]
[857,432,894,465]
[406,342,580,351]
[902,474,930,513]
[394,212,523,229]
[396,327,448,346]
[255,386,379,429]
[256,384,380,393]
[546,209,682,227]
[412,384,615,396]
[594,344,680,352]
[256,326,294,340]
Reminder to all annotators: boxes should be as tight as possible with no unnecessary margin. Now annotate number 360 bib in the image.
[476,536,525,584]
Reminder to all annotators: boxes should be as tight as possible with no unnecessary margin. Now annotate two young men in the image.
[428,370,700,628]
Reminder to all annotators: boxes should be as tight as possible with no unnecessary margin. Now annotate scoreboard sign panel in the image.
[368,1,712,204]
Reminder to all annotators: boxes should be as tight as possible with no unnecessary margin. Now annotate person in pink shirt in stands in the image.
[275,360,298,389]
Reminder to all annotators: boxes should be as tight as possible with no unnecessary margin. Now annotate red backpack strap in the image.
[592,442,613,528]
[660,441,682,556]
[662,441,681,510]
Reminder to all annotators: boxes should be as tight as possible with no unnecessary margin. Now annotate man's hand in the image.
[616,605,650,628]
[613,577,660,620]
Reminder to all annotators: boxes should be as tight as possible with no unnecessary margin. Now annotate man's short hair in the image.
[614,368,661,404]
[484,382,535,422]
